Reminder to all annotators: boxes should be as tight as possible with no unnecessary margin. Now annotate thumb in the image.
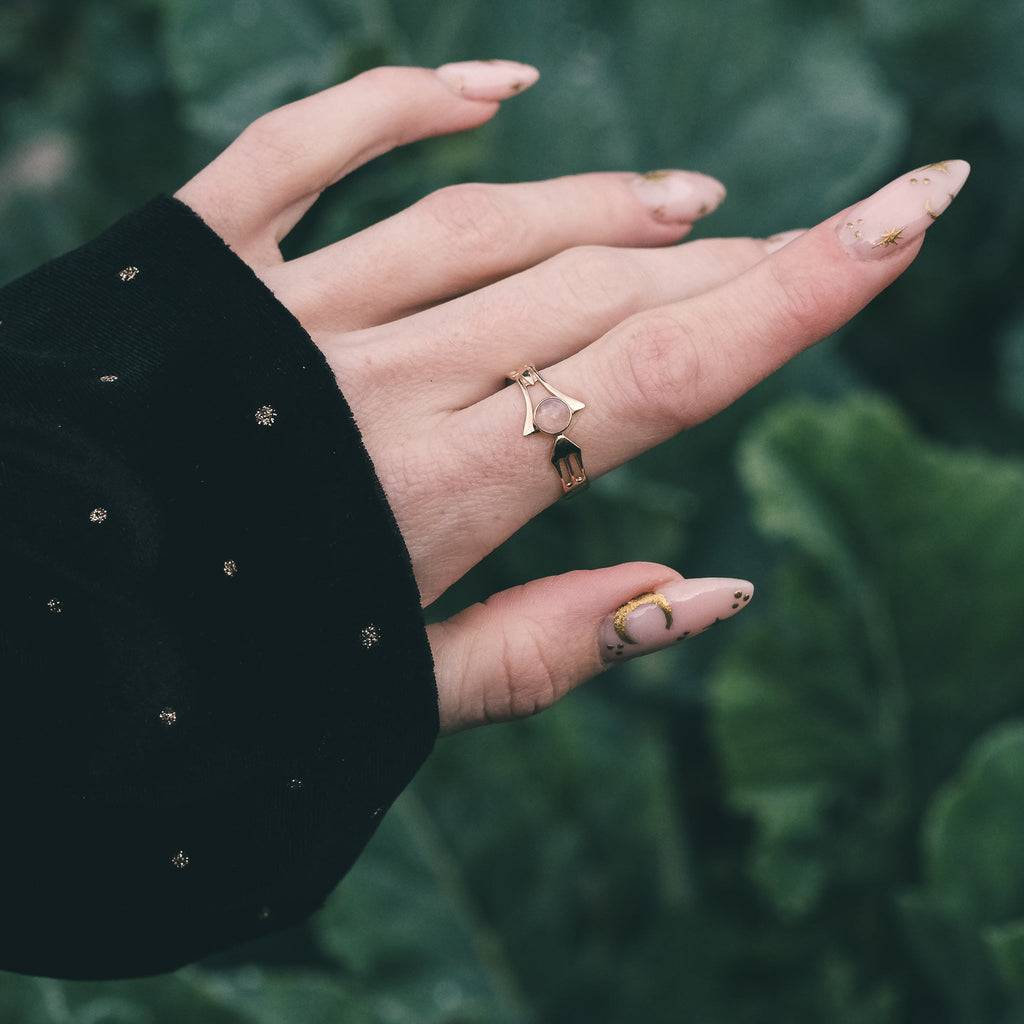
[428,564,754,734]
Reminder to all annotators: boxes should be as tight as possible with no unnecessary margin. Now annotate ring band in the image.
[507,364,588,497]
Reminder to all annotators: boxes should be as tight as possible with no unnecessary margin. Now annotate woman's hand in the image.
[176,61,968,733]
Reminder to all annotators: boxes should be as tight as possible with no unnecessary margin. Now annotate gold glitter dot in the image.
[258,906,272,922]
[171,851,190,869]
[99,375,119,383]
[89,507,108,524]
[118,266,139,282]
[223,559,238,577]
[254,405,277,427]
[47,598,62,614]
[361,624,381,649]
[159,707,178,726]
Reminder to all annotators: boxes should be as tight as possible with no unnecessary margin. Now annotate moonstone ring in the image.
[507,364,588,496]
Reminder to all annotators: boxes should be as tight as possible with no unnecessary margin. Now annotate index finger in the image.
[573,160,972,468]
[450,160,970,526]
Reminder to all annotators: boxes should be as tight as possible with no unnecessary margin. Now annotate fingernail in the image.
[434,60,540,101]
[631,170,727,224]
[837,159,970,260]
[764,228,806,254]
[599,577,753,664]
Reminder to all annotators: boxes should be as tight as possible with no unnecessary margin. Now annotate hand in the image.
[176,61,969,733]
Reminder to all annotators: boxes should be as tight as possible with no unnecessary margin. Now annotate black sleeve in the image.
[0,196,438,980]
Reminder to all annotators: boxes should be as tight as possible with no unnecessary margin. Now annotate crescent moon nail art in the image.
[600,577,754,663]
[613,592,673,645]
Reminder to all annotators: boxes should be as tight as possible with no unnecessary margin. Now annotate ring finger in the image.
[384,161,968,599]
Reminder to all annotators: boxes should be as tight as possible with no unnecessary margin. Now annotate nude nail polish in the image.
[434,60,540,101]
[599,577,754,664]
[837,159,970,260]
[631,170,727,224]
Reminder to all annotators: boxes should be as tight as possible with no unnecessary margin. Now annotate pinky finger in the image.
[175,61,539,265]
[428,565,754,734]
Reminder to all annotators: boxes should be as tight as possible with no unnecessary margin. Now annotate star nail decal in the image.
[873,227,905,248]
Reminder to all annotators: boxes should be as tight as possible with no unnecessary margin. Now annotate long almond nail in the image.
[631,170,727,224]
[599,577,753,664]
[434,60,540,101]
[837,160,970,260]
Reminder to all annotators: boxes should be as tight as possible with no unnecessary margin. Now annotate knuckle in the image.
[350,64,402,92]
[616,311,707,425]
[548,246,648,325]
[420,183,521,258]
[764,259,836,338]
[490,626,559,722]
[239,105,292,150]
[684,236,772,279]
[236,107,309,176]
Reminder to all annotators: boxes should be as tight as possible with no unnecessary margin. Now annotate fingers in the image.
[320,234,774,398]
[429,565,754,734]
[574,160,972,464]
[423,235,779,399]
[174,61,539,266]
[269,169,726,332]
[459,161,971,508]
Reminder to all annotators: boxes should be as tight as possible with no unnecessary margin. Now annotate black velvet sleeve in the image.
[0,196,438,980]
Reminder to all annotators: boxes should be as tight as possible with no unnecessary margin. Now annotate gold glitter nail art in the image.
[254,405,277,427]
[873,227,905,248]
[613,592,673,645]
[118,266,139,282]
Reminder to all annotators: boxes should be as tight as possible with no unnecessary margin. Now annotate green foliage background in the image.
[3,0,1024,1020]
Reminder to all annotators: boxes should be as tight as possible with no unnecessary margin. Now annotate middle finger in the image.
[266,170,727,333]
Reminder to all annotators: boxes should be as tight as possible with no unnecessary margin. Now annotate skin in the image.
[175,65,933,735]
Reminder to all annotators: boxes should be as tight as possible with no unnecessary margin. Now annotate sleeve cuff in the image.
[0,195,438,979]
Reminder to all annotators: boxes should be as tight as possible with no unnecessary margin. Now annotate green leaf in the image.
[712,396,1024,918]
[187,967,359,1024]
[315,791,535,1024]
[0,970,248,1024]
[923,722,1024,924]
[898,724,1024,1009]
[986,918,1024,997]
[157,0,345,144]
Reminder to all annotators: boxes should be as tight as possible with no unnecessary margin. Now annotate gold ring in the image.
[507,364,588,497]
